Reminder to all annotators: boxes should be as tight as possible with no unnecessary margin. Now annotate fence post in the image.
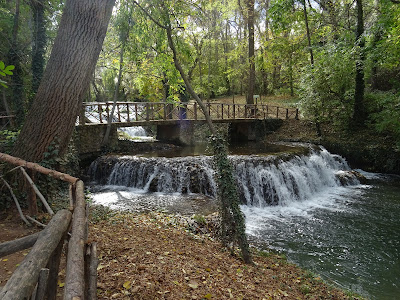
[98,104,102,123]
[45,235,66,300]
[117,104,121,122]
[146,103,150,121]
[126,104,130,122]
[286,108,289,119]
[194,103,197,120]
[106,103,110,122]
[79,104,85,125]
[295,108,299,120]
[276,107,279,118]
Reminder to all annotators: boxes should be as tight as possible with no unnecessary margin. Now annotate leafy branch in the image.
[0,61,15,88]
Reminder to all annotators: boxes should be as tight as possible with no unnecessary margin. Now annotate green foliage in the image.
[90,204,117,224]
[40,135,80,176]
[368,92,400,149]
[0,61,14,88]
[192,214,206,225]
[300,283,311,294]
[299,43,355,126]
[0,129,20,153]
[210,135,251,263]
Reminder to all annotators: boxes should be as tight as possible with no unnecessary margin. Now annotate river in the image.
[88,141,400,299]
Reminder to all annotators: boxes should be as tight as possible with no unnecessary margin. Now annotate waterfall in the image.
[232,148,358,206]
[88,147,360,206]
[119,126,147,137]
[90,156,217,197]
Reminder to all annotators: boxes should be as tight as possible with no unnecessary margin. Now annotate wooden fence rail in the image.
[0,153,95,300]
[80,101,299,125]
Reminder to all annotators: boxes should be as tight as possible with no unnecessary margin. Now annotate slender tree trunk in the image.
[103,46,124,147]
[31,0,46,99]
[165,26,215,134]
[165,23,251,264]
[13,0,115,162]
[8,0,24,125]
[246,0,255,104]
[370,0,382,90]
[302,0,314,65]
[207,28,212,99]
[224,21,231,95]
[261,0,270,96]
[132,0,252,263]
[353,0,366,124]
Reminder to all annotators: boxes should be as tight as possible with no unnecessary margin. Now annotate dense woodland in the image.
[0,0,400,154]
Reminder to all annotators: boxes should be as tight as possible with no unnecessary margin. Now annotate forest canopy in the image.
[0,0,399,146]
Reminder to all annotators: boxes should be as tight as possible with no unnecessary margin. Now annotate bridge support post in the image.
[229,119,283,143]
[156,120,194,146]
[75,124,118,155]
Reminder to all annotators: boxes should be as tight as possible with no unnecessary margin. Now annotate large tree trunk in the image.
[246,0,255,104]
[13,0,115,162]
[353,0,366,124]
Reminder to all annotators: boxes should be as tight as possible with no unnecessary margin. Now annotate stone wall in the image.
[75,124,118,155]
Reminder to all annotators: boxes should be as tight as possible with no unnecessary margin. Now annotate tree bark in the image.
[30,0,46,98]
[246,0,255,104]
[8,0,25,125]
[0,152,79,183]
[0,232,40,258]
[13,0,115,162]
[103,45,124,147]
[64,180,87,300]
[262,0,270,95]
[303,0,314,65]
[85,242,98,300]
[353,0,366,124]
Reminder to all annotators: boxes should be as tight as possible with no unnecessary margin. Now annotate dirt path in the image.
[0,209,39,287]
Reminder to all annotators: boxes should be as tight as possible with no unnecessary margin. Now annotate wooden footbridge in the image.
[79,101,299,126]
[75,101,299,151]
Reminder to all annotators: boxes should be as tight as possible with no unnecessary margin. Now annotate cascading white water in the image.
[89,146,360,206]
[104,156,217,196]
[232,148,358,206]
[119,126,148,137]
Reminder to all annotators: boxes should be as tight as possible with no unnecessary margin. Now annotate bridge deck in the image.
[79,101,299,126]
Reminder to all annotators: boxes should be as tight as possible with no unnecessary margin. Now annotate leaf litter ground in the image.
[91,211,361,300]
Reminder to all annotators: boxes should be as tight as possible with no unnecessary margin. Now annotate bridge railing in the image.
[79,101,299,124]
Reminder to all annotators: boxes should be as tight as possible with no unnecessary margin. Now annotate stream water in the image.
[88,142,400,300]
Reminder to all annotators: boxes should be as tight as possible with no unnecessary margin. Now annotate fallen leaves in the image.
[122,280,131,289]
[90,211,359,300]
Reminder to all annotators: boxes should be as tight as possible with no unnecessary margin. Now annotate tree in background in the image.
[246,0,256,104]
[352,0,366,125]
[133,0,252,263]
[13,0,115,162]
[30,0,47,99]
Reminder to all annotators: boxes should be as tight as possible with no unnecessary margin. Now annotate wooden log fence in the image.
[0,210,71,300]
[80,101,300,125]
[0,153,96,300]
